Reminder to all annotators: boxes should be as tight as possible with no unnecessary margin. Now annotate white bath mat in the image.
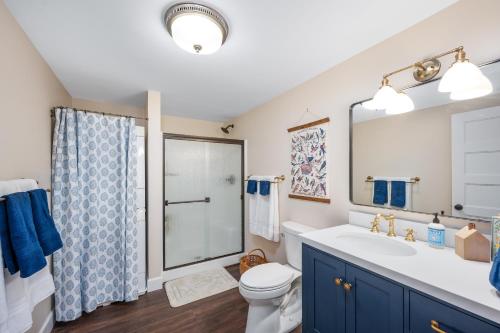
[164,268,239,307]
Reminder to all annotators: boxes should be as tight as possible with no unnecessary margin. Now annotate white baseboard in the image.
[147,276,163,292]
[39,310,54,333]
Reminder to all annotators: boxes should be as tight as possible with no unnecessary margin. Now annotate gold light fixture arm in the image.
[381,46,465,84]
[383,63,417,81]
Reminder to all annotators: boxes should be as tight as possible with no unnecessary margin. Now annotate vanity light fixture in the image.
[366,46,492,113]
[385,92,415,115]
[165,3,229,55]
[438,48,493,100]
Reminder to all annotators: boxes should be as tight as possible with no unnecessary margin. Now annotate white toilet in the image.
[239,221,316,333]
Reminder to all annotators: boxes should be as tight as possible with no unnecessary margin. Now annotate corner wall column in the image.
[147,90,163,291]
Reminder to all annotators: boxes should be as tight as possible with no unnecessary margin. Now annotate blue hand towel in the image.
[246,180,257,194]
[5,192,46,278]
[0,200,19,274]
[490,251,500,292]
[259,181,271,196]
[373,180,388,205]
[29,189,63,256]
[391,181,406,208]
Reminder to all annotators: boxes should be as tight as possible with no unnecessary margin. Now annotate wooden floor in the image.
[53,265,301,333]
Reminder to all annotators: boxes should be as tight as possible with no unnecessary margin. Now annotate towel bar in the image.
[165,197,210,206]
[365,176,420,184]
[0,188,51,202]
[244,175,285,184]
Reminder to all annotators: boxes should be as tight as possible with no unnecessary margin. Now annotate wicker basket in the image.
[239,249,268,274]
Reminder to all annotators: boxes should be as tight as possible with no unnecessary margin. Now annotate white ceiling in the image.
[5,0,457,121]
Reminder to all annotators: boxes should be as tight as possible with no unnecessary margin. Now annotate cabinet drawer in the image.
[409,291,500,333]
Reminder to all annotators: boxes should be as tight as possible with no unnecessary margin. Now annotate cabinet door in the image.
[409,291,500,333]
[345,265,404,333]
[303,245,346,333]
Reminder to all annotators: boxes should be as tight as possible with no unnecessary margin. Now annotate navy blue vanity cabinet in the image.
[303,244,500,333]
[345,265,404,333]
[409,291,500,333]
[303,244,347,333]
[303,245,403,333]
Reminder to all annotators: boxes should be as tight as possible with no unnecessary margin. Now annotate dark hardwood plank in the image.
[53,265,301,333]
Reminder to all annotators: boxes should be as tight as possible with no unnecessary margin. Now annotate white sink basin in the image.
[333,232,417,257]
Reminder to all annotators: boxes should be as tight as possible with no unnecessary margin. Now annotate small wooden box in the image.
[455,223,490,262]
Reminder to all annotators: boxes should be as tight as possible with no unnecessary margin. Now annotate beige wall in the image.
[162,115,225,138]
[0,1,71,186]
[230,0,500,263]
[0,1,71,332]
[146,91,163,282]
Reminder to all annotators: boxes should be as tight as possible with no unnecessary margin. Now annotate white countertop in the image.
[300,224,500,324]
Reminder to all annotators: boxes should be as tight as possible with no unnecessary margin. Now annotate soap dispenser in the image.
[428,213,445,249]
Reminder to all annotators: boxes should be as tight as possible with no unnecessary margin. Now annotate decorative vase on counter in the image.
[490,251,500,296]
[492,215,500,259]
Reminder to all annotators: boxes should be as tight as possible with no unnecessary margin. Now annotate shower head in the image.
[221,124,234,134]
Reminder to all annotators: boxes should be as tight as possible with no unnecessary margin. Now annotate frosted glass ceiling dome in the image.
[165,3,229,55]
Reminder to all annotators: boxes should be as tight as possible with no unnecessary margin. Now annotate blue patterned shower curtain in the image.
[51,108,138,321]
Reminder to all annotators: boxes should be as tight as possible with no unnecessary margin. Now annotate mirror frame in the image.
[349,57,500,222]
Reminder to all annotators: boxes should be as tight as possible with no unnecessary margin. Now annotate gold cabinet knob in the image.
[343,282,352,292]
[430,320,447,333]
[334,277,343,286]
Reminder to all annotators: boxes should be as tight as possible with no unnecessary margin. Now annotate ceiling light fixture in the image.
[165,3,229,55]
[365,46,492,114]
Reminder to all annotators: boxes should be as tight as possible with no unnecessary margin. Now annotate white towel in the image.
[248,176,280,242]
[372,176,412,210]
[0,179,56,333]
[0,243,10,330]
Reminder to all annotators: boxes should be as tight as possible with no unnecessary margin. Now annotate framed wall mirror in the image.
[350,58,500,222]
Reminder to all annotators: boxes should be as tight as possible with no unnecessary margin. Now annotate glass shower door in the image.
[163,135,243,270]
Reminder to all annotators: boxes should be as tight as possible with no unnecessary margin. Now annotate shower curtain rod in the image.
[51,106,149,121]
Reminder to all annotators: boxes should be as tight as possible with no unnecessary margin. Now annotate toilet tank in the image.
[282,221,317,270]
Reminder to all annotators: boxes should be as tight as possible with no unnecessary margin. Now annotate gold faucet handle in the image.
[370,216,380,233]
[404,228,416,242]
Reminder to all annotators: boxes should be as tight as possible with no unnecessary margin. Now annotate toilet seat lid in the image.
[240,263,294,291]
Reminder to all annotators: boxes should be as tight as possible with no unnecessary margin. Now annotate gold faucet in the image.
[370,214,381,233]
[381,214,396,237]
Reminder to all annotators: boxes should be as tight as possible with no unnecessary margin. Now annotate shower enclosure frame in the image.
[162,133,245,271]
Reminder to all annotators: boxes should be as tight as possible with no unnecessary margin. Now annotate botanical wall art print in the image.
[288,118,330,203]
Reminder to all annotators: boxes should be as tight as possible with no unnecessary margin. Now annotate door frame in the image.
[162,133,245,271]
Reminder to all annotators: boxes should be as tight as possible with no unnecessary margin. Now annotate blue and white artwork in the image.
[290,125,328,200]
